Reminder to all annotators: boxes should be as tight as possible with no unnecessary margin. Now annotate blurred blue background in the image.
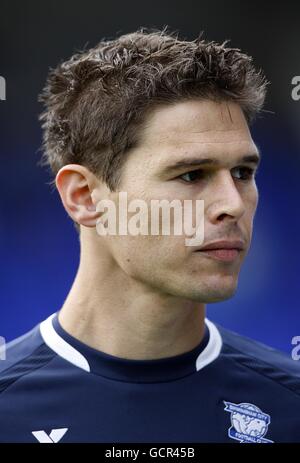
[0,0,299,353]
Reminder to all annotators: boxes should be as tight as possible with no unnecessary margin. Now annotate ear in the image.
[55,164,100,228]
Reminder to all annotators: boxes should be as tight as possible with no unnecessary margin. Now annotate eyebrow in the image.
[159,151,261,177]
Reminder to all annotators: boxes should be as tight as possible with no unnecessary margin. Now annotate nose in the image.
[206,170,246,224]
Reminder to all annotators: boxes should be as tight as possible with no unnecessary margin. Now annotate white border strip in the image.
[195,318,223,371]
[40,313,90,372]
[40,313,221,375]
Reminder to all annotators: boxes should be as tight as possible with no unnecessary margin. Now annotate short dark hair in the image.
[39,26,268,223]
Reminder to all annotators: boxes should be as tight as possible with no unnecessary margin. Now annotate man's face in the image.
[98,99,260,303]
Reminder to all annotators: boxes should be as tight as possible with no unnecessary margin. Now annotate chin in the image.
[185,276,239,303]
[203,290,236,303]
[207,281,238,302]
[171,284,236,303]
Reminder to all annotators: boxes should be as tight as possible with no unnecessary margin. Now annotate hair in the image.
[38,26,268,230]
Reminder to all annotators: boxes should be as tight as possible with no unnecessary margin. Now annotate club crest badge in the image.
[223,401,274,443]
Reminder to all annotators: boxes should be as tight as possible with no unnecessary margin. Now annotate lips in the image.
[195,240,246,262]
[197,240,245,252]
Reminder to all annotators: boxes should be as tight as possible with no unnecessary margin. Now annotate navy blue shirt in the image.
[0,312,299,443]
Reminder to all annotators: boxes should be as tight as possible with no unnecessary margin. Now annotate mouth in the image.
[196,248,241,262]
[194,239,245,263]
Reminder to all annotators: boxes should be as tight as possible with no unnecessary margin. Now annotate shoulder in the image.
[216,322,300,396]
[0,322,56,392]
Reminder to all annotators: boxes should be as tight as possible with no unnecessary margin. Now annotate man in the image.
[1,28,299,443]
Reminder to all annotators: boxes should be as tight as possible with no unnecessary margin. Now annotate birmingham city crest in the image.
[223,401,274,443]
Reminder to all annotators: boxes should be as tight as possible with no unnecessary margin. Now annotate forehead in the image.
[138,99,255,157]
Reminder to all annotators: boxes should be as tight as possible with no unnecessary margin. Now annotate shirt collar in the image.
[40,312,222,383]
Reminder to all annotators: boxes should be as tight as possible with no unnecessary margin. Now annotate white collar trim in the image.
[39,313,222,374]
[40,313,90,372]
[195,318,222,371]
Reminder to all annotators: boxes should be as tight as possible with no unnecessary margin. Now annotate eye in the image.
[178,169,205,183]
[231,166,256,181]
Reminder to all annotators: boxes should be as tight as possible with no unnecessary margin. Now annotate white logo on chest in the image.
[32,428,68,443]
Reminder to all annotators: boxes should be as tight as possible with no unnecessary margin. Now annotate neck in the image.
[58,233,206,361]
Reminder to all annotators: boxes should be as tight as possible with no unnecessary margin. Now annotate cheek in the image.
[241,187,258,235]
[112,233,187,274]
[240,182,258,213]
[248,185,259,216]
